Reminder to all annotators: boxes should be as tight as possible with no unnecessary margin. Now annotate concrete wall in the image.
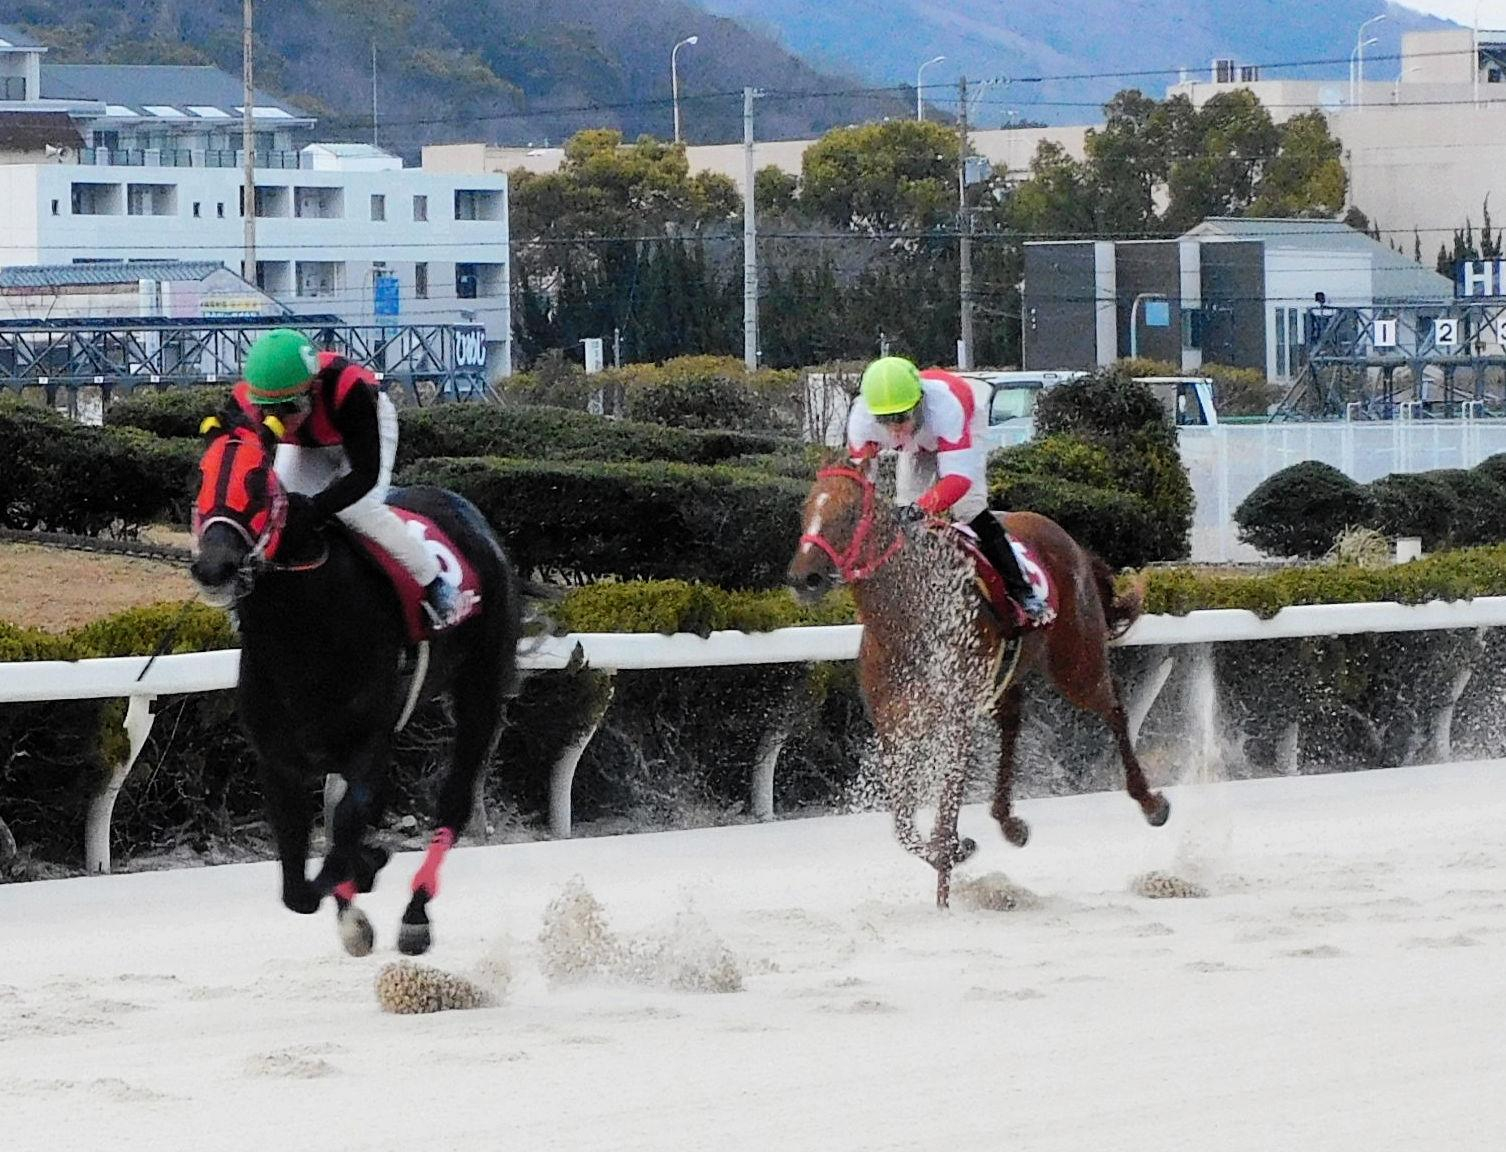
[424,125,1093,194]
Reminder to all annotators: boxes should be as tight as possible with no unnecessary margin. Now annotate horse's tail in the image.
[1092,553,1143,641]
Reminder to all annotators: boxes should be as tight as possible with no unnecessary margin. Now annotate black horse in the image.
[189,417,521,956]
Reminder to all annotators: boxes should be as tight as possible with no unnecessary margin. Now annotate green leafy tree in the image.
[1248,111,1347,219]
[800,120,960,230]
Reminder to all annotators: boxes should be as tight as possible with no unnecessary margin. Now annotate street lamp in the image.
[672,35,698,144]
[916,55,946,121]
[1352,13,1388,107]
[1129,293,1169,359]
[1474,0,1483,108]
[1350,38,1378,106]
[1393,65,1421,104]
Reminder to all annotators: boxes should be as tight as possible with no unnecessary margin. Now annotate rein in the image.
[800,466,906,584]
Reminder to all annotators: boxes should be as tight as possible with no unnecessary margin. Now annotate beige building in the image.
[1166,29,1506,120]
[423,125,1090,193]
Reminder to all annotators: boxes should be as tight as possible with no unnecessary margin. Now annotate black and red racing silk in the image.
[231,350,377,448]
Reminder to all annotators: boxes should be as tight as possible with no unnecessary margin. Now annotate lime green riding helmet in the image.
[243,328,320,406]
[860,356,923,416]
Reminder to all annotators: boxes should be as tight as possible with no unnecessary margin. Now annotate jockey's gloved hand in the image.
[285,492,324,531]
[896,503,931,525]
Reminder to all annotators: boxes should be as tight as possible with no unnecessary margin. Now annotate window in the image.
[454,189,502,221]
[70,183,122,216]
[193,201,201,218]
[1490,67,1504,84]
[413,194,428,222]
[371,193,386,221]
[455,262,477,299]
[217,202,225,219]
[50,199,59,216]
[1275,306,1306,378]
[414,262,429,299]
[294,186,343,219]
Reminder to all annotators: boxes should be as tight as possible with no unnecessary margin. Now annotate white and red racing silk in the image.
[847,368,990,517]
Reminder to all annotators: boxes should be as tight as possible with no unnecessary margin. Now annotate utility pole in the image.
[241,0,256,285]
[743,87,761,371]
[372,42,379,147]
[957,76,974,371]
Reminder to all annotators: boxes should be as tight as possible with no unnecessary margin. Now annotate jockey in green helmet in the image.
[233,328,461,627]
[848,356,1053,626]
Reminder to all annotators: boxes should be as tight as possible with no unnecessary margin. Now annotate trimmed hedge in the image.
[399,457,808,588]
[502,354,803,435]
[556,580,853,635]
[104,386,233,439]
[394,404,792,469]
[0,400,196,534]
[1235,461,1378,559]
[1137,544,1506,617]
[990,474,1164,571]
[1236,457,1506,559]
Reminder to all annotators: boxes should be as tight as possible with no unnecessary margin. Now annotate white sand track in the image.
[2,761,1503,1152]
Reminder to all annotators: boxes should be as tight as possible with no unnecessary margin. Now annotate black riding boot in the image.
[966,509,1053,625]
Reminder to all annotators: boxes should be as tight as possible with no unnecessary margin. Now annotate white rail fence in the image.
[5,596,1506,874]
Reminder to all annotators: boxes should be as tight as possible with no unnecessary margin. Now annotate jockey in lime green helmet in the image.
[229,328,462,627]
[848,356,1053,627]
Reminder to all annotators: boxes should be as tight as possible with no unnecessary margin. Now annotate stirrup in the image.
[1020,595,1055,627]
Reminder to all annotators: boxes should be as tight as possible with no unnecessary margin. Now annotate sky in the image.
[1408,0,1506,25]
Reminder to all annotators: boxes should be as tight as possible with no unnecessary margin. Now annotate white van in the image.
[967,370,1218,449]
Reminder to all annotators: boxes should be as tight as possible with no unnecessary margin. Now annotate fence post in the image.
[85,694,157,874]
[549,673,614,839]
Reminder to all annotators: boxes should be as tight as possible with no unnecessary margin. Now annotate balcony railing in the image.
[80,148,306,169]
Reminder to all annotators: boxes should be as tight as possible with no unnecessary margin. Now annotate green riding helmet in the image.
[243,329,320,406]
[860,356,923,416]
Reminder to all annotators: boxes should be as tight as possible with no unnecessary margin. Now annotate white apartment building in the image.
[0,25,512,377]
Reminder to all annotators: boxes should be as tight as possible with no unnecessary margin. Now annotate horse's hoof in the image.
[954,837,978,864]
[338,906,375,957]
[1002,817,1031,847]
[1146,794,1171,828]
[397,921,432,956]
[283,884,322,915]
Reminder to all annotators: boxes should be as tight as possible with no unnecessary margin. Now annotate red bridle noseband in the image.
[799,466,906,583]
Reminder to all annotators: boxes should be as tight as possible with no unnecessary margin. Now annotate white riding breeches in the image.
[271,392,439,586]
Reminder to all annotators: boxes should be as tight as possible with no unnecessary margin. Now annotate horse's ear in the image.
[199,415,226,441]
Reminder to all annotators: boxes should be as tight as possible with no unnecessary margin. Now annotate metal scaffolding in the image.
[0,317,494,403]
[1276,302,1506,420]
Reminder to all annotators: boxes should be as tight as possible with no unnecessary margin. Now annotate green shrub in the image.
[1429,468,1506,547]
[990,435,1117,490]
[0,399,190,534]
[990,474,1164,570]
[556,581,853,634]
[1474,452,1506,489]
[104,386,233,438]
[401,457,807,588]
[1235,461,1378,559]
[394,404,788,469]
[609,355,802,434]
[1028,366,1193,562]
[1365,473,1460,551]
[1136,544,1506,616]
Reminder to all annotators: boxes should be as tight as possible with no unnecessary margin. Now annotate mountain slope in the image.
[13,0,911,150]
[698,0,1453,125]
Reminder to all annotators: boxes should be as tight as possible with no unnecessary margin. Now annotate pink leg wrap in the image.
[333,880,358,903]
[411,827,456,899]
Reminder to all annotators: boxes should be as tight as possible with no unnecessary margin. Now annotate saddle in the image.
[346,507,484,644]
[944,523,1057,630]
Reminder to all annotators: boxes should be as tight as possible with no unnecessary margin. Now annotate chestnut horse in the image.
[787,465,1168,907]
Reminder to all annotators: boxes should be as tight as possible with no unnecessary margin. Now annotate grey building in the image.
[1022,218,1455,383]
